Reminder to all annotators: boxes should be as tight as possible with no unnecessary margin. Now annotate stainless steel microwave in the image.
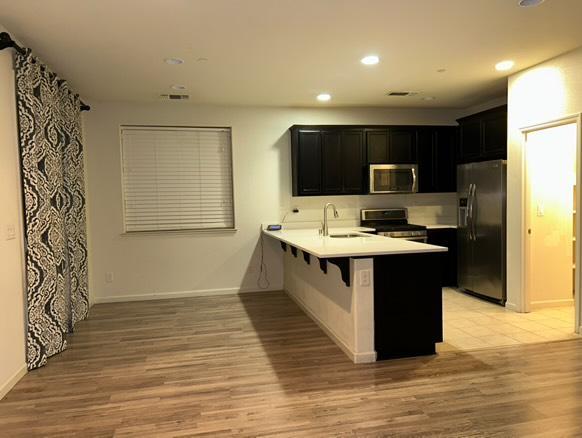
[369,164,418,194]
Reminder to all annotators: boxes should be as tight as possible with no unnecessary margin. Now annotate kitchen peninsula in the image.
[263,227,447,363]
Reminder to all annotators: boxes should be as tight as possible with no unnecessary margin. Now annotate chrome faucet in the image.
[322,203,339,236]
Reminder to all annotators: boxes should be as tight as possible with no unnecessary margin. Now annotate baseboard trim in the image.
[285,290,376,364]
[93,286,280,304]
[0,364,27,400]
[531,298,575,310]
[505,301,519,312]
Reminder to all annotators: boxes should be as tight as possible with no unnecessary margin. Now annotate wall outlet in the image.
[359,269,371,287]
[5,224,16,240]
[105,272,114,283]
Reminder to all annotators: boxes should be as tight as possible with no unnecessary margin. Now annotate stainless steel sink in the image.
[329,233,361,238]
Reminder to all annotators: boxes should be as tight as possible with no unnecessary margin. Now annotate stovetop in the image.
[364,223,427,233]
[360,208,427,234]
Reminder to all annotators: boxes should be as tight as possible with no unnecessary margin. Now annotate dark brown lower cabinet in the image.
[427,228,458,287]
[374,253,443,360]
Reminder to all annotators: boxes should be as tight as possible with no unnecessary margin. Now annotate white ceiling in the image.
[1,0,582,108]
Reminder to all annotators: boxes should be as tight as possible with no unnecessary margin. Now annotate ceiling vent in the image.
[386,91,418,97]
[160,94,190,100]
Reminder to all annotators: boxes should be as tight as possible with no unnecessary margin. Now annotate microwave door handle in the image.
[411,167,418,193]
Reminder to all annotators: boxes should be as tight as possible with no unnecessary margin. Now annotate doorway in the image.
[523,117,581,335]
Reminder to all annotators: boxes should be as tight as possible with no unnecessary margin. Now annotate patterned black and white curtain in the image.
[15,50,89,370]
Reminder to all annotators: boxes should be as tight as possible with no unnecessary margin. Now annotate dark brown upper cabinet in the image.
[457,105,507,163]
[321,131,343,194]
[366,129,389,163]
[341,130,365,193]
[417,127,456,193]
[293,129,322,195]
[291,124,454,196]
[389,128,417,163]
[365,127,417,164]
[291,126,365,196]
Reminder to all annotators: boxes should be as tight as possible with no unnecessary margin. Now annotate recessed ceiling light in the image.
[164,57,184,65]
[519,0,544,6]
[171,84,187,90]
[495,60,515,71]
[317,93,332,102]
[361,55,380,65]
[422,96,436,101]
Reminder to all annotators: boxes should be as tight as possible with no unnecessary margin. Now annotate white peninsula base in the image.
[283,250,376,363]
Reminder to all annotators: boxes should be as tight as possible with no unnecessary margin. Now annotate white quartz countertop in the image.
[263,227,447,259]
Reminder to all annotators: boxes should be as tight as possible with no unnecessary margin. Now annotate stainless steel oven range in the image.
[360,208,427,242]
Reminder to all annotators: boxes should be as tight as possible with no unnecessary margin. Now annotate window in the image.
[120,126,234,232]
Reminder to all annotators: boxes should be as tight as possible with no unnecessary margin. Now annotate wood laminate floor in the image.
[1,291,582,437]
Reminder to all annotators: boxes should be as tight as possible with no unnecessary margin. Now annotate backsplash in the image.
[279,193,458,228]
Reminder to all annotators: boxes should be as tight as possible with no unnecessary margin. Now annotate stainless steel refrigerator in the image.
[457,160,507,304]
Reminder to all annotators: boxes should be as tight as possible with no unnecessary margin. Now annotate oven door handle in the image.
[405,236,428,243]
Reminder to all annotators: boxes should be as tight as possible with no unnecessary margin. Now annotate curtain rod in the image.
[0,32,90,112]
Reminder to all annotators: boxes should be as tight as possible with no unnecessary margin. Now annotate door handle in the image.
[464,183,472,231]
[471,184,477,240]
[467,183,475,240]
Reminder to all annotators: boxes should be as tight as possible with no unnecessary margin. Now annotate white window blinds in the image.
[120,126,234,232]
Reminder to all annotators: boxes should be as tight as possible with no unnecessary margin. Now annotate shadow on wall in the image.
[239,230,283,292]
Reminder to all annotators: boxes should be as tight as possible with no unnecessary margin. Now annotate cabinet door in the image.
[481,110,507,159]
[433,127,456,192]
[366,130,388,163]
[297,130,322,195]
[417,128,435,193]
[427,228,458,287]
[389,128,417,163]
[458,119,481,162]
[341,130,365,193]
[321,131,342,194]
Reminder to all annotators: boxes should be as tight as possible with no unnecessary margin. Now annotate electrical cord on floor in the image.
[257,225,270,289]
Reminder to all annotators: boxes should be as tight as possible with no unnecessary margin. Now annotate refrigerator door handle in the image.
[471,184,477,240]
[466,183,472,240]
[467,183,476,240]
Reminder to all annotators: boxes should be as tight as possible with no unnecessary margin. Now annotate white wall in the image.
[84,102,460,302]
[0,46,27,398]
[455,95,507,119]
[508,46,582,312]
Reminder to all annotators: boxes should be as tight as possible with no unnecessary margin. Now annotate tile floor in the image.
[438,288,579,352]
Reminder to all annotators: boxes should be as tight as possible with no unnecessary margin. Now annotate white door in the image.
[525,123,577,311]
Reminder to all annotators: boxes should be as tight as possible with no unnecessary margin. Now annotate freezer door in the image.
[457,163,474,292]
[470,160,506,302]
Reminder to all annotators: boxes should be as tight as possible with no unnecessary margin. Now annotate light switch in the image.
[5,224,16,240]
[536,204,544,217]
